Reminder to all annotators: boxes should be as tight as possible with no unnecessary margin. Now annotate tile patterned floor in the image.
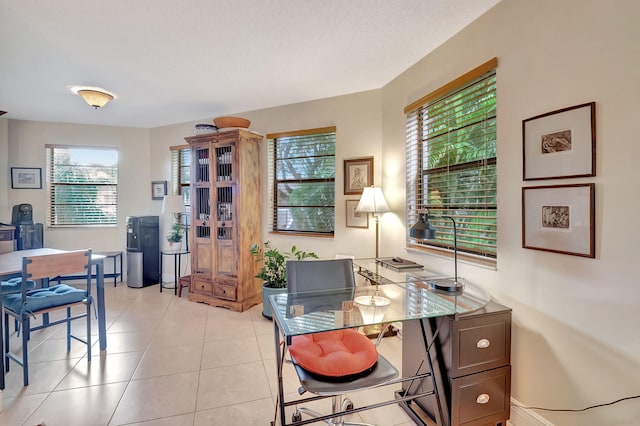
[0,283,419,425]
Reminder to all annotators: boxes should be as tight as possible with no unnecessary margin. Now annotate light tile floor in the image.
[0,283,420,426]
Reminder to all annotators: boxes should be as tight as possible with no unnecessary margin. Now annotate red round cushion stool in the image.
[289,329,378,379]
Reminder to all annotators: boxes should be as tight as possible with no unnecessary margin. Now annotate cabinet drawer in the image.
[452,311,511,377]
[0,229,14,241]
[451,366,511,426]
[213,281,237,301]
[192,277,213,295]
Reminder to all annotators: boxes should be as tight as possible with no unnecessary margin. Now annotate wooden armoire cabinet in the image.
[185,129,262,312]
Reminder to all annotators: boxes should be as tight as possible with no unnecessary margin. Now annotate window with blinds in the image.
[170,145,191,226]
[406,58,497,259]
[46,145,118,226]
[266,127,336,235]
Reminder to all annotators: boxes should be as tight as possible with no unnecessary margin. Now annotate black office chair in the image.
[3,249,94,386]
[285,259,399,426]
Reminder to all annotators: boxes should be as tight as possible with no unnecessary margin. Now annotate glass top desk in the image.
[269,258,490,426]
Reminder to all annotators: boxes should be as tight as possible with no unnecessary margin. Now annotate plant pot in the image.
[167,240,183,252]
[262,283,286,320]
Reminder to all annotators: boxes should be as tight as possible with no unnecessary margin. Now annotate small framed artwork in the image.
[151,181,167,200]
[346,200,369,228]
[11,167,42,189]
[523,102,595,180]
[522,183,595,258]
[344,157,373,195]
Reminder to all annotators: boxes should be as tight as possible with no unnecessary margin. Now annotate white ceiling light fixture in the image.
[70,86,117,109]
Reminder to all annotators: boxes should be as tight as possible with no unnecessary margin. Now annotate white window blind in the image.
[266,127,336,235]
[170,145,191,226]
[406,59,497,259]
[46,145,118,226]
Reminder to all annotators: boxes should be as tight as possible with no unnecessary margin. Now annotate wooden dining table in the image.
[0,248,109,389]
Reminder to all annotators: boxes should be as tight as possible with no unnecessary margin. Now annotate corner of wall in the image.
[510,398,555,426]
[0,119,9,220]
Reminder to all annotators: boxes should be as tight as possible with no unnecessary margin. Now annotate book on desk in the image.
[376,257,423,271]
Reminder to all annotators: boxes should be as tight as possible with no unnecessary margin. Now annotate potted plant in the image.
[250,241,318,319]
[166,222,184,251]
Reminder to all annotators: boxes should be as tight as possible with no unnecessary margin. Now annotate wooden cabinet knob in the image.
[476,393,490,404]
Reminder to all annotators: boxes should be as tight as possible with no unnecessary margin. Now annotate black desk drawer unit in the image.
[402,301,512,426]
[451,365,511,426]
[0,226,15,254]
[0,228,14,241]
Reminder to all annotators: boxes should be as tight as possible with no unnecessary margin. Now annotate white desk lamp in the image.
[355,186,390,259]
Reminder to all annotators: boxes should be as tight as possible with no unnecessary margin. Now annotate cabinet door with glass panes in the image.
[190,140,213,296]
[212,138,237,283]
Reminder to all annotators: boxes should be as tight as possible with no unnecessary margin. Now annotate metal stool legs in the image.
[292,395,373,426]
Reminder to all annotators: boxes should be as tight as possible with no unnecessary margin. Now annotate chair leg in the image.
[3,312,9,373]
[66,307,72,352]
[293,395,374,426]
[330,394,375,426]
[21,314,29,386]
[25,316,31,341]
[86,301,92,361]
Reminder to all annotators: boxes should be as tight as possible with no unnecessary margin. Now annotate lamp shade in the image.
[355,187,390,214]
[78,90,112,108]
[354,296,390,323]
[409,212,437,239]
[70,86,117,109]
[161,195,185,215]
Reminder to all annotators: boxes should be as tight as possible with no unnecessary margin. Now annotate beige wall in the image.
[240,89,384,259]
[0,119,9,220]
[382,0,640,424]
[3,120,152,251]
[153,89,384,260]
[1,0,638,423]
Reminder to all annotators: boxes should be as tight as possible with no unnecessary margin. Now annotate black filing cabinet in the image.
[402,301,512,426]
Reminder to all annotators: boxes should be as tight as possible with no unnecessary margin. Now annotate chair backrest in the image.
[286,258,355,294]
[23,249,91,281]
[286,259,355,316]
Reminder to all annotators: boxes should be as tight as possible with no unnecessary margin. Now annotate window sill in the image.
[407,244,497,271]
[48,224,118,229]
[268,231,334,239]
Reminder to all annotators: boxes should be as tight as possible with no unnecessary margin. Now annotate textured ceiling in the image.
[0,0,500,128]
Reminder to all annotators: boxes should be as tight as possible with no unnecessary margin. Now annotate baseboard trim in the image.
[510,398,555,426]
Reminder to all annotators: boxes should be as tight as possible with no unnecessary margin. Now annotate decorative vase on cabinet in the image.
[185,129,262,312]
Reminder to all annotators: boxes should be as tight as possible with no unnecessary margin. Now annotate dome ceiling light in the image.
[70,86,117,109]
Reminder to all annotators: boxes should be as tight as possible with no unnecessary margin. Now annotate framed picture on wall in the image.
[345,200,368,228]
[11,167,42,189]
[344,157,373,195]
[151,181,167,200]
[523,102,596,180]
[522,183,595,258]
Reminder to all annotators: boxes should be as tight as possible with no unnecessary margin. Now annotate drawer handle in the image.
[476,338,491,349]
[476,393,490,404]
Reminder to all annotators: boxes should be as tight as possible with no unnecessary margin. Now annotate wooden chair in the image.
[3,249,93,386]
[177,274,191,298]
